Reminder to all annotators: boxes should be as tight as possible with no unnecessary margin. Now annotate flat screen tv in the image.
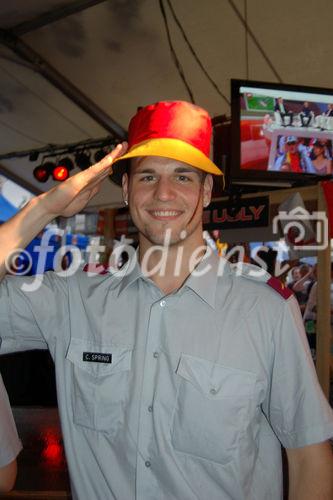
[229,79,333,188]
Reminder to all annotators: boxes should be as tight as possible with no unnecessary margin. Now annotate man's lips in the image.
[147,209,183,220]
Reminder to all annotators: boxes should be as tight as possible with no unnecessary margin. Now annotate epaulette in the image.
[266,276,293,300]
[83,263,109,275]
[232,262,293,300]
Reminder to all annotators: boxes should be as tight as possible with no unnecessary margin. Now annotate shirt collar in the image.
[116,246,232,307]
[116,251,143,297]
[183,249,231,309]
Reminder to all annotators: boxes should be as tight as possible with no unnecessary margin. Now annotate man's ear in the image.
[122,173,129,204]
[203,174,213,207]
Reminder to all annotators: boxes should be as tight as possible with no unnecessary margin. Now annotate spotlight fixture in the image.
[33,162,54,183]
[52,157,74,181]
[75,151,91,170]
[33,157,75,183]
[52,166,69,182]
[94,148,108,163]
[29,151,39,162]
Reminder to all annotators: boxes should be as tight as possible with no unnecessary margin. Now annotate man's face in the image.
[122,156,213,247]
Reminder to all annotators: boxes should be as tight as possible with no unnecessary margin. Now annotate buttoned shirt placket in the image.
[135,279,166,499]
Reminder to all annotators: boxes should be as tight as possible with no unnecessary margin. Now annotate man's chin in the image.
[144,229,185,247]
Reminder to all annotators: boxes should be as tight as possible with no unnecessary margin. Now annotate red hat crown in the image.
[128,101,212,157]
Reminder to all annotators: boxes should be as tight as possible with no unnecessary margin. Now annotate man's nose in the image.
[154,178,176,201]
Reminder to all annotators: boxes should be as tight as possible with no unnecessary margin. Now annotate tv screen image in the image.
[230,80,333,187]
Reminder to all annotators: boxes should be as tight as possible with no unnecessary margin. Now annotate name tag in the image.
[83,352,112,364]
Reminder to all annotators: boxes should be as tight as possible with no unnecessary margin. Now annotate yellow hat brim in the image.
[112,137,223,176]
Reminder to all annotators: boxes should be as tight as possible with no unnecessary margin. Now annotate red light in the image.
[43,442,62,461]
[33,166,49,183]
[52,165,69,181]
[42,431,63,465]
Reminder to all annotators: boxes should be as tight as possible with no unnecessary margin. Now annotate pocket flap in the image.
[66,338,132,378]
[176,354,255,399]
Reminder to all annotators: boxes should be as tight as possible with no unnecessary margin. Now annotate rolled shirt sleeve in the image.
[266,294,333,448]
[0,272,68,354]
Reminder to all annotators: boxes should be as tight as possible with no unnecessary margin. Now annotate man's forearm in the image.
[288,467,333,500]
[0,195,55,280]
[287,442,333,500]
[0,142,128,281]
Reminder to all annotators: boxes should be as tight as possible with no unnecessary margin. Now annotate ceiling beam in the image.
[0,163,42,196]
[11,0,108,36]
[0,29,127,140]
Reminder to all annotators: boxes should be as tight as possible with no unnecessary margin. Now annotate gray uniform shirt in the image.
[0,373,22,467]
[0,252,332,499]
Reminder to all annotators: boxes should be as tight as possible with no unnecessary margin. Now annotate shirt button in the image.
[153,352,159,359]
[145,460,151,468]
[210,388,217,395]
[148,405,153,412]
[160,300,166,307]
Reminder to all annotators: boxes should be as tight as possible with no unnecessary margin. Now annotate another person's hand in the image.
[39,142,128,218]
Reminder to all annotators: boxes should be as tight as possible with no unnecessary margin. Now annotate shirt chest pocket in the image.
[171,354,256,465]
[66,338,132,437]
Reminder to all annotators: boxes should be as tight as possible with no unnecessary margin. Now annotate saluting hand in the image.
[39,142,128,218]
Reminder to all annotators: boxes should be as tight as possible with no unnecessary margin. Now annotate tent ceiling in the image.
[1,0,333,208]
[0,1,79,30]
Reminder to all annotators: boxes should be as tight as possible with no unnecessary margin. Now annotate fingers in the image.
[93,141,128,171]
[66,141,126,190]
[59,141,128,198]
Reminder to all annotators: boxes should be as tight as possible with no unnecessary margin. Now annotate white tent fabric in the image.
[0,0,333,208]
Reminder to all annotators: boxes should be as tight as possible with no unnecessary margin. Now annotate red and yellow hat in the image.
[110,100,223,185]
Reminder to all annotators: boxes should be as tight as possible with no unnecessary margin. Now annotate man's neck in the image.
[138,233,206,295]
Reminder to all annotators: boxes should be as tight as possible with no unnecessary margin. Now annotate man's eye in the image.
[140,175,155,182]
[177,175,191,182]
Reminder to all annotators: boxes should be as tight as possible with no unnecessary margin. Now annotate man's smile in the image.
[147,209,184,220]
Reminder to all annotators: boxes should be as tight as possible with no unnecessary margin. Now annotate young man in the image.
[0,101,332,500]
[0,374,21,492]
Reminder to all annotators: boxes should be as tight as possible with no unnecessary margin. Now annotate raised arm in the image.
[0,142,127,281]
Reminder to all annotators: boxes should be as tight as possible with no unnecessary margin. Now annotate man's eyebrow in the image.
[133,168,156,174]
[174,167,198,173]
[133,165,201,176]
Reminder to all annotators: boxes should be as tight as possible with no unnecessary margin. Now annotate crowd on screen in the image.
[273,136,332,175]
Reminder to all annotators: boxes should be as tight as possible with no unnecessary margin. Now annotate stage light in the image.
[75,151,91,170]
[29,151,39,162]
[94,149,108,163]
[52,157,74,181]
[33,162,54,183]
[57,157,74,171]
[52,165,70,181]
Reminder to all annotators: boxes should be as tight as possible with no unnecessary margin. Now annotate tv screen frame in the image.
[229,79,333,188]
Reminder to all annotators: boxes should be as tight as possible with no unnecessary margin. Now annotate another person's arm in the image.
[0,143,127,281]
[0,375,22,492]
[303,281,317,320]
[0,460,17,493]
